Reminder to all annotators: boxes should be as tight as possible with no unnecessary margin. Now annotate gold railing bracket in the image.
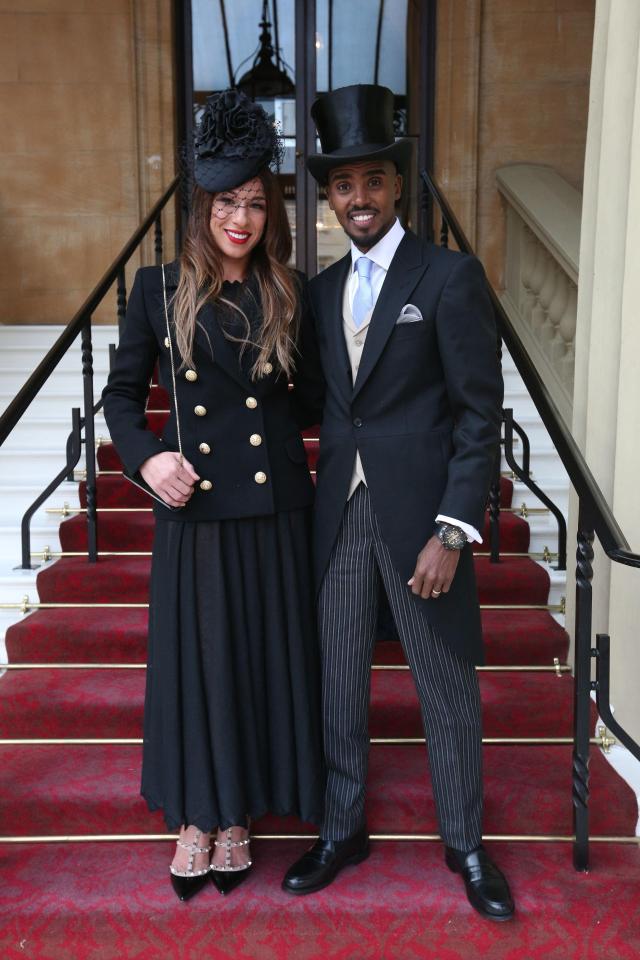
[20,595,29,614]
[597,725,616,753]
[41,545,51,563]
[543,545,552,563]
[520,502,529,518]
[553,657,563,678]
[560,596,566,616]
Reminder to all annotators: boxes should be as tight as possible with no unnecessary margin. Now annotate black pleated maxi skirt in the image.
[141,508,324,831]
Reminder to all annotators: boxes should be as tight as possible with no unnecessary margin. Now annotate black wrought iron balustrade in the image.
[0,175,180,569]
[420,168,640,872]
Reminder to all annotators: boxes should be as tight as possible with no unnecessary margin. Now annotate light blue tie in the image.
[353,256,374,328]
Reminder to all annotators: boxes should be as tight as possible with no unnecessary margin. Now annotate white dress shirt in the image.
[346,218,482,544]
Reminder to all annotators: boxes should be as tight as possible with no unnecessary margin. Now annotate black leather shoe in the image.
[282,826,370,895]
[445,845,514,921]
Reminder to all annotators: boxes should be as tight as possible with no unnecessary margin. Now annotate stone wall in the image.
[435,0,595,288]
[0,0,175,325]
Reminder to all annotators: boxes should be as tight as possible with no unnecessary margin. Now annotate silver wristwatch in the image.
[435,522,467,551]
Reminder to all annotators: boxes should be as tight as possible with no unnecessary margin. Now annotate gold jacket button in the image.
[254,471,267,484]
[246,396,258,409]
[249,433,262,446]
[199,479,212,491]
[164,337,170,348]
[262,362,273,375]
[185,369,198,382]
[199,442,211,455]
[194,405,207,417]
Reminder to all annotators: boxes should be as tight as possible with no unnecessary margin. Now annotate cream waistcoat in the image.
[343,279,372,499]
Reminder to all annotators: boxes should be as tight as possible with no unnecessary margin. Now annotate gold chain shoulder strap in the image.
[161,263,184,467]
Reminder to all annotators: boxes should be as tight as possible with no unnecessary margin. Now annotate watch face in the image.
[439,524,466,549]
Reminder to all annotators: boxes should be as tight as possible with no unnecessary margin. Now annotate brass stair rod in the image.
[0,600,565,612]
[0,736,614,746]
[45,504,548,515]
[0,662,571,673]
[0,833,636,844]
[30,549,558,560]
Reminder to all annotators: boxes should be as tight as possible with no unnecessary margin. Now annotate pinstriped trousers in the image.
[319,484,483,851]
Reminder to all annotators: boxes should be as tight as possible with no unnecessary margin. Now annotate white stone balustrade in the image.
[496,164,581,427]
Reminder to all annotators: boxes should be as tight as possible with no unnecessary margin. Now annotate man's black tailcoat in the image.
[306,230,503,664]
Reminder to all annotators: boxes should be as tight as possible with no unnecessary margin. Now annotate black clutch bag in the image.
[122,263,184,512]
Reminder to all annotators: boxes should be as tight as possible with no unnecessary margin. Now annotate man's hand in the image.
[139,452,200,508]
[408,535,462,599]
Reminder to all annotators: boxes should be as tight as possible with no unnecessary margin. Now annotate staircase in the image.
[0,335,639,960]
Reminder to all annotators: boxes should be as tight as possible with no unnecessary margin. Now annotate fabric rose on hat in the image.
[196,89,275,161]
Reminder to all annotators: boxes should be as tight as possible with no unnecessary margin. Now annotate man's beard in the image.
[342,212,395,252]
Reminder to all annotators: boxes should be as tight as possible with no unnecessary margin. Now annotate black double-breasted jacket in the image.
[306,229,503,663]
[102,261,321,522]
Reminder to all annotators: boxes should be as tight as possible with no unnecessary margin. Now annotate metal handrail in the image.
[0,175,179,447]
[421,168,640,875]
[421,169,640,573]
[0,175,180,566]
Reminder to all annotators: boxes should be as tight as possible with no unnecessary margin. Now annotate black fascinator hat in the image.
[307,84,411,185]
[193,89,282,194]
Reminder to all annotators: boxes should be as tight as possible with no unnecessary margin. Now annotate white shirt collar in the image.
[350,218,405,273]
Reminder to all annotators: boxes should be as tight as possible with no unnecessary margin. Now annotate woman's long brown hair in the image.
[171,169,300,380]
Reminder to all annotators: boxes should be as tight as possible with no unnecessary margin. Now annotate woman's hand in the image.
[139,452,200,508]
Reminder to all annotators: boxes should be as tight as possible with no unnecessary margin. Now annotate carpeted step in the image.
[58,506,529,553]
[476,510,529,552]
[4,608,149,663]
[0,743,634,839]
[35,557,151,603]
[0,841,638,960]
[5,610,568,668]
[0,670,582,740]
[59,512,154,552]
[78,476,153,508]
[480,609,568,663]
[38,553,549,606]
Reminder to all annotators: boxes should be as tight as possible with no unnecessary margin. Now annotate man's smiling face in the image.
[325,160,402,251]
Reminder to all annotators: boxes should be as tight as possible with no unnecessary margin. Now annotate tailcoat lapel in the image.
[318,253,353,407]
[352,231,430,400]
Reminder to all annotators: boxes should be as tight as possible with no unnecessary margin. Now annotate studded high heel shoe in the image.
[169,829,212,901]
[210,824,252,895]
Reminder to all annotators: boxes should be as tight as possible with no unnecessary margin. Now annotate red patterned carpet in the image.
[1,419,638,959]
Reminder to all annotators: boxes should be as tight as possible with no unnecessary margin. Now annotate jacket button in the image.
[353,417,363,427]
[246,396,258,409]
[199,480,212,491]
[254,471,267,484]
[199,442,211,455]
[185,369,198,382]
[249,433,262,446]
[194,405,207,417]
[262,362,273,375]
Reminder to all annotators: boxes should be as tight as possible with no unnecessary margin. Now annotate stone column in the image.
[570,0,640,742]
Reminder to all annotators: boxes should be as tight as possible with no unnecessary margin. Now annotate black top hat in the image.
[307,84,411,185]
[193,89,282,194]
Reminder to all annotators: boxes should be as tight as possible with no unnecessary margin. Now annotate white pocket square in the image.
[396,304,423,324]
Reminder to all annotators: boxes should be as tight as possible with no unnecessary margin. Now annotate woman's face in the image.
[209,177,267,267]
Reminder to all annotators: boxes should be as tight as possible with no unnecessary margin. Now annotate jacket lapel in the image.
[196,302,256,391]
[352,231,430,400]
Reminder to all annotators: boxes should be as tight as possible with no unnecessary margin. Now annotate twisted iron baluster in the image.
[81,319,98,562]
[116,267,127,334]
[572,511,594,870]
[154,214,163,266]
